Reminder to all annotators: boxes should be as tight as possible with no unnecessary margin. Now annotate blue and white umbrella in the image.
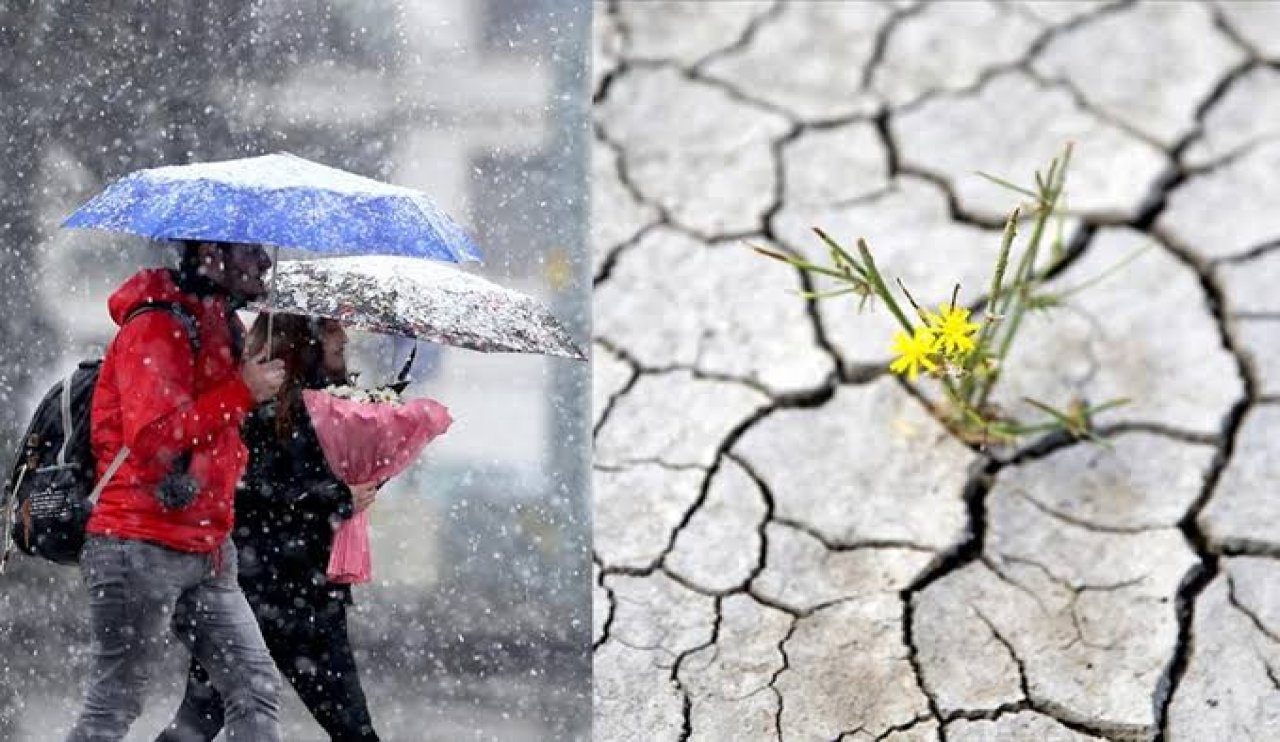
[63,152,483,352]
[63,152,482,263]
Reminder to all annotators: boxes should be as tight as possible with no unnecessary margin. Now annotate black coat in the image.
[232,388,354,607]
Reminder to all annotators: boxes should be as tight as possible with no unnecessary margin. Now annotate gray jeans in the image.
[66,536,282,742]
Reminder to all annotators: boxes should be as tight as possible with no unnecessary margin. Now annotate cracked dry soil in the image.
[592,2,1280,740]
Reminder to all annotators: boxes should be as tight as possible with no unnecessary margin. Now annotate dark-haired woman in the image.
[157,313,382,742]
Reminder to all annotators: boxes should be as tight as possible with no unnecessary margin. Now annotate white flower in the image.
[322,383,403,405]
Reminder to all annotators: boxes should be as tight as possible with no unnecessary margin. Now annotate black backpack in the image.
[0,302,200,567]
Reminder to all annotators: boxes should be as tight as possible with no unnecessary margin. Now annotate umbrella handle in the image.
[396,344,418,384]
[265,244,280,361]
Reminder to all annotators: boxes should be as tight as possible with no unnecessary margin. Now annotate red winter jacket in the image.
[86,268,256,553]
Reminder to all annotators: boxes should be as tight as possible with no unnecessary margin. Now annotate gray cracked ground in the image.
[592,2,1280,740]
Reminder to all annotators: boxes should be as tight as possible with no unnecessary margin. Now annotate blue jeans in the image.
[158,597,379,742]
[66,536,282,741]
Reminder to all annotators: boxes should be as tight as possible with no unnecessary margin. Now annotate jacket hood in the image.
[107,268,208,325]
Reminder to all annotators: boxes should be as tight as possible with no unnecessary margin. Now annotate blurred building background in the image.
[0,1,590,739]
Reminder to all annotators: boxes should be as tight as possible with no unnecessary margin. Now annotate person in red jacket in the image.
[67,240,287,742]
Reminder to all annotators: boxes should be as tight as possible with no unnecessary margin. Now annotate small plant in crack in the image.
[755,143,1142,448]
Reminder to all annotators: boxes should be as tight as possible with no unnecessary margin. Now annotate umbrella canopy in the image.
[63,152,482,263]
[250,257,586,361]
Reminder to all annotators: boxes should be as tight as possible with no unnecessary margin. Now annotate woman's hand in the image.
[351,482,379,513]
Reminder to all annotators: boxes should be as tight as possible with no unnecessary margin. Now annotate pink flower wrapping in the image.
[327,510,372,584]
[303,390,452,584]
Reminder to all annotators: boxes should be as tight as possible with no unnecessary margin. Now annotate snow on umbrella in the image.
[251,256,587,361]
[62,152,482,262]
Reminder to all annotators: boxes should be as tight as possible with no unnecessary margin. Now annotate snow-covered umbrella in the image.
[62,152,483,350]
[250,256,587,361]
[62,152,481,262]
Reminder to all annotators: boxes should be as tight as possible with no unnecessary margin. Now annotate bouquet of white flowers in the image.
[304,380,451,584]
[320,383,403,405]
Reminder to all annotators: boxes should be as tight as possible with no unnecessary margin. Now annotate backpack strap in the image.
[125,302,201,356]
[89,448,130,505]
[57,372,73,467]
[0,463,24,573]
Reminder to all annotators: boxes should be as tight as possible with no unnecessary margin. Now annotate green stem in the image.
[976,162,1066,411]
[857,239,915,335]
[998,202,1050,316]
[860,239,966,405]
[999,420,1067,436]
[752,245,865,283]
[947,383,983,422]
[896,277,930,324]
[977,188,1059,409]
[812,228,869,281]
[976,171,1039,199]
[797,287,862,301]
[963,207,1019,402]
[1054,245,1153,301]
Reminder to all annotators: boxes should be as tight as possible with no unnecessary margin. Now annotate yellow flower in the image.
[889,327,939,381]
[927,304,981,357]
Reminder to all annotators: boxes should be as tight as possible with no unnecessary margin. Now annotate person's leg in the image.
[153,578,279,742]
[67,537,198,742]
[152,657,225,742]
[155,577,289,742]
[282,600,380,741]
[176,540,281,742]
